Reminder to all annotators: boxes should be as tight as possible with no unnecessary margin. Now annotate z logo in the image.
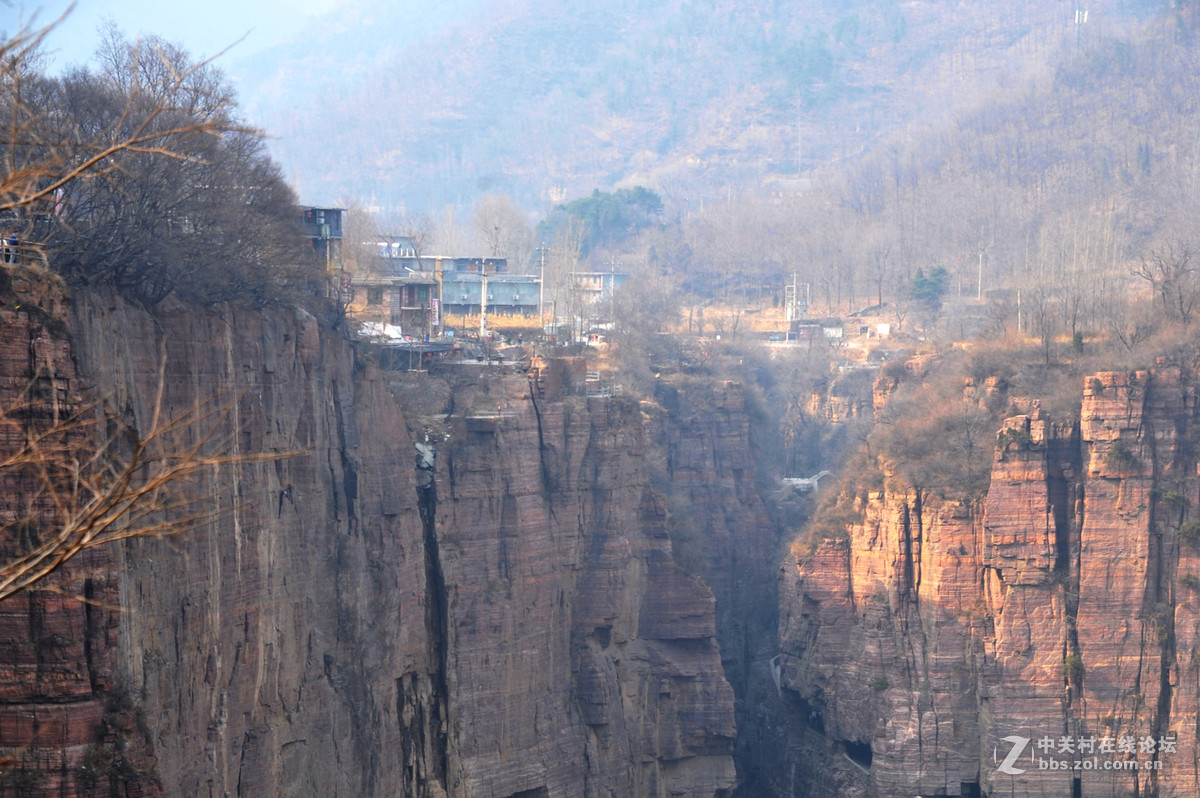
[995,735,1030,775]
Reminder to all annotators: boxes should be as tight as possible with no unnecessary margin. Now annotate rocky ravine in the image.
[779,367,1200,798]
[0,271,746,797]
[19,263,1199,798]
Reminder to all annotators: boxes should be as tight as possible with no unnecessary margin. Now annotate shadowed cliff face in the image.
[643,379,785,793]
[778,367,1200,798]
[0,284,738,797]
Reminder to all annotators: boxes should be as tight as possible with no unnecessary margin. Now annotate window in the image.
[367,287,384,305]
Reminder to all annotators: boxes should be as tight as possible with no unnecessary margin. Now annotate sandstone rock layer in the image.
[780,368,1200,798]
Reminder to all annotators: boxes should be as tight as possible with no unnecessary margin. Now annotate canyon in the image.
[1,266,1199,798]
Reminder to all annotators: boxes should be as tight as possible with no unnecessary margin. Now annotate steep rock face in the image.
[644,379,782,791]
[0,284,739,797]
[68,291,430,797]
[779,368,1200,798]
[425,368,737,796]
[779,489,987,797]
[0,272,157,798]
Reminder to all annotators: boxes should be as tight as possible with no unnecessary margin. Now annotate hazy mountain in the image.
[234,0,1164,214]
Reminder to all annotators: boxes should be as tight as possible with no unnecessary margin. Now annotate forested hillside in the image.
[670,4,1200,336]
[241,0,1162,213]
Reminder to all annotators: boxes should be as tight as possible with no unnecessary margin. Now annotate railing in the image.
[783,470,833,491]
[1,242,39,265]
[585,370,610,397]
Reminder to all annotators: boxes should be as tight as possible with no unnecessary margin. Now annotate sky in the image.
[8,0,345,74]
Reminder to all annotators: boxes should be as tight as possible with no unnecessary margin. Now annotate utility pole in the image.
[977,249,983,302]
[785,272,798,321]
[479,260,489,341]
[538,242,546,327]
[434,256,443,335]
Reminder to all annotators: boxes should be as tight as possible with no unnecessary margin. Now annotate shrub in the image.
[1105,439,1141,471]
[873,387,999,501]
[1179,520,1200,549]
[871,675,890,691]
[997,426,1032,450]
[78,744,122,787]
[1063,653,1085,684]
[880,359,908,382]
[1181,573,1200,591]
[1158,490,1186,509]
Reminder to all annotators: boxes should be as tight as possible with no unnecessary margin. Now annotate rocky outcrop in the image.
[779,367,1200,798]
[424,368,737,796]
[0,271,740,797]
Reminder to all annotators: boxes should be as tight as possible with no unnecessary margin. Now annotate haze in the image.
[20,0,346,72]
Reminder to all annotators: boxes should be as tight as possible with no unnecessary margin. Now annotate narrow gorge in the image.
[2,268,1200,798]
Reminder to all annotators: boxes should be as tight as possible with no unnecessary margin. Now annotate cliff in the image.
[0,271,740,797]
[27,261,1200,798]
[644,377,783,792]
[0,272,150,797]
[779,366,1200,798]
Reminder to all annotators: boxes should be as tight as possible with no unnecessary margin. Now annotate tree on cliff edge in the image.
[1,14,319,306]
[1,11,236,211]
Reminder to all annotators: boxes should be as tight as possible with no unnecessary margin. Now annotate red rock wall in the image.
[0,283,740,797]
[779,368,1200,798]
[0,271,157,798]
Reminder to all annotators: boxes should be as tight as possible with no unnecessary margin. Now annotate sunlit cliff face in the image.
[780,369,1200,798]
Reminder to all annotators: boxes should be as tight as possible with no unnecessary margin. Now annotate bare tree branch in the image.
[0,344,301,602]
[1,12,253,213]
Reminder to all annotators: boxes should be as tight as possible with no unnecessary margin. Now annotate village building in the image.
[324,224,631,338]
[301,206,344,274]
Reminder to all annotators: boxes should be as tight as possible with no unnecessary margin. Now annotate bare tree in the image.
[0,355,295,602]
[1108,292,1158,352]
[471,193,531,263]
[1026,282,1058,365]
[867,237,893,308]
[545,215,585,339]
[337,200,383,277]
[400,212,435,260]
[1132,241,1200,325]
[1,14,249,213]
[434,204,469,255]
[48,32,314,305]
